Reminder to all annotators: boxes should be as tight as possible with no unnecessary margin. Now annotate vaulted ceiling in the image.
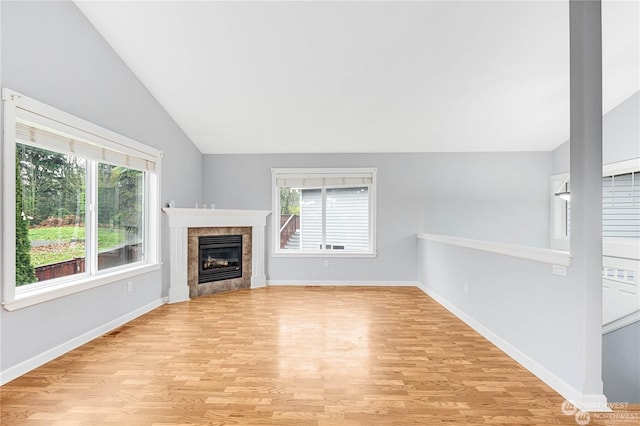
[75,1,639,154]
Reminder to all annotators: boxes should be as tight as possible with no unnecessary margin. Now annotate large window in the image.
[3,89,161,310]
[272,168,377,257]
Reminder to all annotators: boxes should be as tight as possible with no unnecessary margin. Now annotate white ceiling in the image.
[75,1,638,155]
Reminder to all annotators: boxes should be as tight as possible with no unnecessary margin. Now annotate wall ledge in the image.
[417,233,571,267]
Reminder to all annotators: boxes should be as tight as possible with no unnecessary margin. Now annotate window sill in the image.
[273,251,377,259]
[3,263,162,311]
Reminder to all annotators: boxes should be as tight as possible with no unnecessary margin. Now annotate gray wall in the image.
[603,322,640,403]
[603,92,640,166]
[552,91,640,174]
[203,152,551,283]
[0,1,202,373]
[418,239,587,401]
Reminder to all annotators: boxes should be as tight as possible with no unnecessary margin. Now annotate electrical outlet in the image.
[464,282,469,294]
[323,260,329,268]
[127,281,133,292]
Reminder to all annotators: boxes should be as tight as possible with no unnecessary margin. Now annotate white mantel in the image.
[162,208,271,303]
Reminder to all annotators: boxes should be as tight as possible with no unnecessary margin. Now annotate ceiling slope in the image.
[75,1,638,154]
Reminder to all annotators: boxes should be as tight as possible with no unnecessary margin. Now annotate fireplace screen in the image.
[198,235,242,283]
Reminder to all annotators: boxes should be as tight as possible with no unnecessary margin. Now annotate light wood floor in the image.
[1,286,637,425]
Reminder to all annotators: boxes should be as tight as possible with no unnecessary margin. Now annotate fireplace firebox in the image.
[198,235,242,283]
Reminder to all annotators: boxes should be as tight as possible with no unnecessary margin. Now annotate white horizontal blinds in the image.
[276,174,373,189]
[15,115,156,172]
[567,172,640,238]
[603,172,639,238]
[325,187,369,251]
[300,189,322,250]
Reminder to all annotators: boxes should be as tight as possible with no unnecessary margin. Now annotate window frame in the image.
[550,172,571,250]
[2,89,162,311]
[271,167,377,258]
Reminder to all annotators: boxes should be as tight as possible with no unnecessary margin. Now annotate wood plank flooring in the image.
[1,286,638,425]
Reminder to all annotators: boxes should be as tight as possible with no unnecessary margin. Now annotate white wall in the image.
[0,1,203,378]
[552,91,640,174]
[203,152,551,283]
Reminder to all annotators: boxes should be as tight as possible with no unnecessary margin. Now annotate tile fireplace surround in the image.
[162,208,271,303]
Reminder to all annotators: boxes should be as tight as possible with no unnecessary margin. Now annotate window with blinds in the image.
[603,172,639,238]
[272,168,377,256]
[565,171,639,238]
[3,88,161,304]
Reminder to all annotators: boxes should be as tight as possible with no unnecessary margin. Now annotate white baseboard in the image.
[267,280,420,287]
[0,298,165,386]
[416,282,610,413]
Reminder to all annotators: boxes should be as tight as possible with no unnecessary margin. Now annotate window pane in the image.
[16,143,86,285]
[300,189,322,250]
[97,164,144,270]
[326,187,369,252]
[279,187,302,250]
[279,187,327,251]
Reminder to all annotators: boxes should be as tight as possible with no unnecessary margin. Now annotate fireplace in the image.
[163,208,270,302]
[198,235,242,283]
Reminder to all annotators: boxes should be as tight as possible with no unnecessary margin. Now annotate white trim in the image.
[550,172,570,249]
[602,309,640,335]
[267,280,419,287]
[417,233,572,267]
[3,91,18,304]
[416,282,610,413]
[251,276,268,289]
[250,226,267,289]
[0,297,165,385]
[87,161,98,275]
[167,227,189,304]
[147,160,162,267]
[162,208,271,228]
[3,264,161,311]
[602,157,640,177]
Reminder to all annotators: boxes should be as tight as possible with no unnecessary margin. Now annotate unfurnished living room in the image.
[0,0,639,425]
